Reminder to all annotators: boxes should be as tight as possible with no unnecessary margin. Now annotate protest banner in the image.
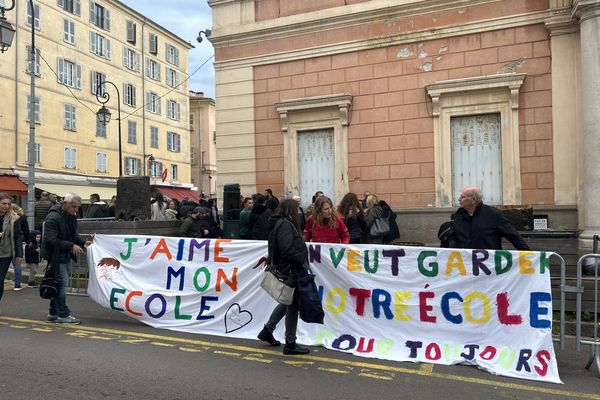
[87,234,560,383]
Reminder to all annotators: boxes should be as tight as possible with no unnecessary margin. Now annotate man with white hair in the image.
[292,195,306,231]
[43,193,91,324]
[453,186,529,251]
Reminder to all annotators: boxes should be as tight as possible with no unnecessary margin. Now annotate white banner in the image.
[87,235,560,383]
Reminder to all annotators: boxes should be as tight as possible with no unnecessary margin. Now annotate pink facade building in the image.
[208,0,600,248]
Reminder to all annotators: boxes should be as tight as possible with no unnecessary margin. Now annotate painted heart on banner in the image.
[224,303,253,333]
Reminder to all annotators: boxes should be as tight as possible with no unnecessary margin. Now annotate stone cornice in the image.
[210,0,501,47]
[214,10,551,71]
[425,73,527,116]
[572,0,600,21]
[545,7,579,34]
[275,94,353,132]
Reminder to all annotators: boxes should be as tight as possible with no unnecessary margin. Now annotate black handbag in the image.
[39,264,58,299]
[296,263,324,324]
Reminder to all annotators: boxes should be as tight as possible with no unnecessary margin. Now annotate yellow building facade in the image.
[0,0,193,200]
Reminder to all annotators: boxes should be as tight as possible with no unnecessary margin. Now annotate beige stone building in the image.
[0,0,194,201]
[189,90,217,198]
[208,0,599,249]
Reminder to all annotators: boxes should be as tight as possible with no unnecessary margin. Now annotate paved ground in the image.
[1,282,600,400]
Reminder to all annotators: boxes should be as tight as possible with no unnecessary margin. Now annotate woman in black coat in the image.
[379,200,400,244]
[257,198,310,355]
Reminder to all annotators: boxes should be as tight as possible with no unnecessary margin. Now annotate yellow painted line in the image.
[66,332,90,337]
[318,367,351,374]
[31,327,55,332]
[214,350,241,357]
[284,361,315,367]
[243,356,273,364]
[180,346,203,353]
[359,372,394,381]
[90,335,113,340]
[419,363,434,374]
[119,339,148,344]
[151,341,175,347]
[10,324,28,329]
[1,316,599,400]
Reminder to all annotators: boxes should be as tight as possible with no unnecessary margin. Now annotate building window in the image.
[91,70,106,95]
[64,147,77,169]
[146,58,160,81]
[150,126,159,148]
[189,113,194,131]
[146,92,160,114]
[127,120,137,144]
[149,32,158,55]
[25,45,40,75]
[167,131,180,152]
[166,67,179,88]
[57,58,82,89]
[190,145,196,165]
[63,104,77,131]
[90,31,111,59]
[96,152,107,173]
[26,142,41,165]
[90,1,110,31]
[58,0,81,16]
[165,43,179,66]
[167,100,180,120]
[26,2,41,30]
[123,83,136,107]
[150,160,163,177]
[25,95,41,123]
[126,19,136,44]
[125,157,140,176]
[63,19,75,44]
[171,164,178,180]
[96,118,107,137]
[122,47,140,71]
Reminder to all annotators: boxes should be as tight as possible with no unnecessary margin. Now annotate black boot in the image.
[257,326,281,346]
[283,341,310,355]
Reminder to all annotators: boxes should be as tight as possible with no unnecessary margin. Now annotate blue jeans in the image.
[12,259,22,287]
[49,263,70,318]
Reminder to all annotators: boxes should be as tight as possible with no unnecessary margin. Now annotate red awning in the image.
[155,186,200,202]
[0,176,28,195]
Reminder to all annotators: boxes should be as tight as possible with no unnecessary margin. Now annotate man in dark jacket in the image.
[34,191,52,231]
[44,193,91,324]
[251,194,272,240]
[179,198,198,219]
[178,207,217,238]
[453,186,529,250]
[85,193,110,218]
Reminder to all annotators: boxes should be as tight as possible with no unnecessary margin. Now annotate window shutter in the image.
[131,86,136,106]
[176,103,181,120]
[105,38,111,59]
[157,97,161,114]
[58,0,64,7]
[90,1,96,23]
[90,31,97,54]
[72,106,77,130]
[134,53,140,72]
[64,148,69,167]
[146,92,151,112]
[175,71,180,87]
[146,58,150,76]
[157,64,161,81]
[74,0,81,16]
[26,45,31,73]
[166,68,172,86]
[76,64,82,89]
[122,47,128,67]
[105,9,110,31]
[150,34,157,54]
[91,71,97,94]
[58,58,64,83]
[176,134,180,152]
[64,105,70,129]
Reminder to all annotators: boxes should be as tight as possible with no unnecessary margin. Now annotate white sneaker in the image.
[13,286,23,291]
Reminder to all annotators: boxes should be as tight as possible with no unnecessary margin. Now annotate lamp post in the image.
[95,81,123,176]
[0,1,16,53]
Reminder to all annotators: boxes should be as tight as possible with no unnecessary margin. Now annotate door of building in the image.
[451,113,502,206]
[297,129,335,207]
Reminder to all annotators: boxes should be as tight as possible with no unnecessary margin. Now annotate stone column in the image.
[573,0,600,252]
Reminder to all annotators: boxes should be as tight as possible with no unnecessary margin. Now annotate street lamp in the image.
[0,1,16,53]
[95,81,123,176]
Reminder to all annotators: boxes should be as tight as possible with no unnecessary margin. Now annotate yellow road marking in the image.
[284,361,315,367]
[359,372,394,381]
[10,324,28,329]
[243,356,273,363]
[90,335,113,340]
[419,363,434,374]
[151,341,175,347]
[180,346,203,353]
[1,316,599,400]
[119,339,148,344]
[318,367,351,374]
[214,350,241,357]
[31,327,54,332]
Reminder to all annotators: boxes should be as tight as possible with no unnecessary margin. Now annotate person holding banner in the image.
[454,186,530,250]
[258,199,311,355]
[303,196,350,244]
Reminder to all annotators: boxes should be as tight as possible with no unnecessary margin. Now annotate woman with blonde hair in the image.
[365,194,386,244]
[0,194,24,301]
[303,196,349,244]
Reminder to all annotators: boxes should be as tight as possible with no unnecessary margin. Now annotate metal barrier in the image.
[573,252,600,376]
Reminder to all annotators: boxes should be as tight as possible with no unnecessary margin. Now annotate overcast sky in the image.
[121,0,215,98]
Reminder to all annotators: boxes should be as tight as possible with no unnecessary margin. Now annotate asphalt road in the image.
[1,286,600,400]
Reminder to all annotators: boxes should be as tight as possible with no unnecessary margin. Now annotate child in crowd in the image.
[25,231,42,288]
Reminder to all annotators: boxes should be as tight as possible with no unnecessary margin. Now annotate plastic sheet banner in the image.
[87,235,560,383]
